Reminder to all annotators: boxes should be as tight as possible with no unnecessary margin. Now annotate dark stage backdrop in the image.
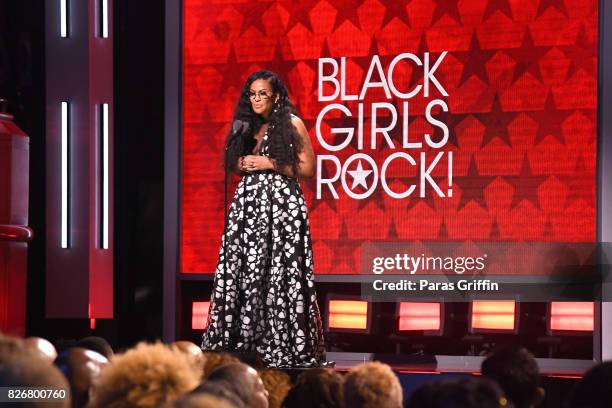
[182,0,598,274]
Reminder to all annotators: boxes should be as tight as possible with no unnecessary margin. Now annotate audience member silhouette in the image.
[406,377,512,408]
[87,342,200,408]
[55,347,108,408]
[282,368,343,408]
[344,361,403,408]
[75,336,114,359]
[481,346,544,408]
[207,362,269,408]
[258,369,292,408]
[567,361,612,408]
[0,352,70,408]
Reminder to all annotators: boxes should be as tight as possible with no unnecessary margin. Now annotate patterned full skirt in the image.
[201,171,326,368]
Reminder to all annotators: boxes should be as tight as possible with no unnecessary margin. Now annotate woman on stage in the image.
[201,70,327,368]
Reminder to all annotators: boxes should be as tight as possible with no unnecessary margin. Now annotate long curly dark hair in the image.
[225,70,302,175]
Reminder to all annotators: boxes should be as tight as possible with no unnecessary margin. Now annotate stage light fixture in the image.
[327,299,369,331]
[101,0,108,38]
[60,0,68,37]
[549,302,594,333]
[192,301,210,330]
[61,101,69,249]
[102,103,109,249]
[398,302,442,333]
[88,303,96,330]
[470,300,517,332]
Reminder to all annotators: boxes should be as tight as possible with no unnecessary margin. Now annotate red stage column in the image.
[601,0,612,361]
[44,0,114,319]
[0,109,32,336]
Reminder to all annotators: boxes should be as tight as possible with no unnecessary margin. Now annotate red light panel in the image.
[471,300,516,332]
[192,301,210,330]
[550,302,594,332]
[398,302,441,331]
[328,300,369,330]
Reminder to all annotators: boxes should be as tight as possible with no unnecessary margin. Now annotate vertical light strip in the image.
[60,0,68,37]
[61,102,69,248]
[102,103,109,249]
[101,0,108,38]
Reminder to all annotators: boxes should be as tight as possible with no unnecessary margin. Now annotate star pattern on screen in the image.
[183,0,598,273]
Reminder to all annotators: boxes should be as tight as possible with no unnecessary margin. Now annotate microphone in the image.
[226,120,249,150]
[232,119,249,135]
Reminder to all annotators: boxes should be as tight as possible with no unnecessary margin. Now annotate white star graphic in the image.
[348,160,372,190]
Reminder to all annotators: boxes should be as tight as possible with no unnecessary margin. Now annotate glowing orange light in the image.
[328,300,368,330]
[398,302,441,331]
[471,300,516,331]
[88,303,96,330]
[550,302,594,332]
[192,301,210,330]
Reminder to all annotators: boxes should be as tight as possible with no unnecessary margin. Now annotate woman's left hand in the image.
[242,155,274,172]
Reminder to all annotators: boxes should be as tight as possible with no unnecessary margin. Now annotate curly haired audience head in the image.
[407,377,512,408]
[257,369,292,408]
[172,341,206,380]
[343,361,403,408]
[481,346,544,408]
[282,368,343,408]
[87,341,200,408]
[202,351,241,379]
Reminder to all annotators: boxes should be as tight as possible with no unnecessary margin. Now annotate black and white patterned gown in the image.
[201,128,326,368]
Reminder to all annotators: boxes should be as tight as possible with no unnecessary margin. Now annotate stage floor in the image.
[327,352,593,376]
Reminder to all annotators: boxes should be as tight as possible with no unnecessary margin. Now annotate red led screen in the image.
[182,0,598,273]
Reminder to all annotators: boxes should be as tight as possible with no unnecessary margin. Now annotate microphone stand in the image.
[222,143,230,352]
[221,121,245,352]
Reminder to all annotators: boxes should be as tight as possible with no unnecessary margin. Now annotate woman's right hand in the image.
[242,155,274,172]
